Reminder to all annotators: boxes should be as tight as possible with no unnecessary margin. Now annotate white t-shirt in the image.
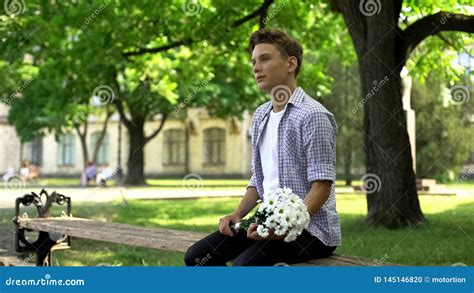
[258,106,286,194]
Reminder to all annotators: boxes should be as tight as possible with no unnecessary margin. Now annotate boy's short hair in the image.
[248,28,303,77]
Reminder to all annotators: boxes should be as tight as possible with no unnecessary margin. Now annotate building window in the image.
[203,128,225,165]
[57,134,75,166]
[163,129,186,165]
[90,132,109,164]
[25,136,43,166]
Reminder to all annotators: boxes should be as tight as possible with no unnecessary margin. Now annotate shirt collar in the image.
[260,87,305,121]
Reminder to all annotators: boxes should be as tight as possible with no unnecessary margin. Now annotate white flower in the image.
[264,191,277,200]
[257,225,269,238]
[264,214,278,229]
[275,225,287,236]
[244,186,310,242]
[283,187,292,195]
[284,230,299,242]
[274,203,287,216]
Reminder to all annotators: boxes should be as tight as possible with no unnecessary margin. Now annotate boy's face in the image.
[251,43,294,93]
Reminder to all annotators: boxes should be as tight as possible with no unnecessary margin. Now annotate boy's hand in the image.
[219,214,241,236]
[246,223,286,241]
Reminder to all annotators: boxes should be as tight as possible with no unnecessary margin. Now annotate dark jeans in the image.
[184,229,336,266]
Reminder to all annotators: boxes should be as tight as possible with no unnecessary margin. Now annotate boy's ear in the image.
[287,56,298,74]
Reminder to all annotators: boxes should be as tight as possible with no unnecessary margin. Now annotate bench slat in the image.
[18,217,207,252]
[296,254,399,266]
[303,257,360,266]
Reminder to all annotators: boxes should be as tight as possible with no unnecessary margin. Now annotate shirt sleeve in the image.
[247,172,257,189]
[247,112,259,189]
[303,112,337,183]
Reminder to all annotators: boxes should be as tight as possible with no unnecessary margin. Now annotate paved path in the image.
[0,185,471,209]
[0,187,249,209]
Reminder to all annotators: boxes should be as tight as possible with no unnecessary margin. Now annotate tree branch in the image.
[114,98,133,130]
[436,33,456,48]
[123,38,193,57]
[92,106,114,163]
[122,0,274,57]
[332,0,368,59]
[233,0,274,28]
[403,12,474,60]
[111,71,134,129]
[143,113,169,145]
[73,116,88,138]
[393,0,403,25]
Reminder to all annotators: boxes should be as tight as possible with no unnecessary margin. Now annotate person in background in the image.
[2,166,15,183]
[81,161,97,186]
[19,160,30,182]
[96,163,114,187]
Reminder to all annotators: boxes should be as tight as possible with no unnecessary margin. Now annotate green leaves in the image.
[3,0,472,171]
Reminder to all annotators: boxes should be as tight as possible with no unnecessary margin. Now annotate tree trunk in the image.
[343,69,353,187]
[113,93,168,186]
[125,117,146,185]
[74,122,89,171]
[344,147,352,186]
[19,142,24,166]
[336,0,424,228]
[185,121,190,175]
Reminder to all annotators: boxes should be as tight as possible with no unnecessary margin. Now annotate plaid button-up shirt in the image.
[248,87,341,246]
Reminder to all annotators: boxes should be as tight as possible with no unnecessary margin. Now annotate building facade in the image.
[0,104,253,178]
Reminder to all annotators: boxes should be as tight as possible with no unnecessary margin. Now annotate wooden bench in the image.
[13,190,396,267]
[0,249,35,267]
[17,217,207,254]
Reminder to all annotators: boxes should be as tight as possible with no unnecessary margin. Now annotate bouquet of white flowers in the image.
[233,187,310,242]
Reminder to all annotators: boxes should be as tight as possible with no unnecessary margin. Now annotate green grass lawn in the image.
[2,193,469,266]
